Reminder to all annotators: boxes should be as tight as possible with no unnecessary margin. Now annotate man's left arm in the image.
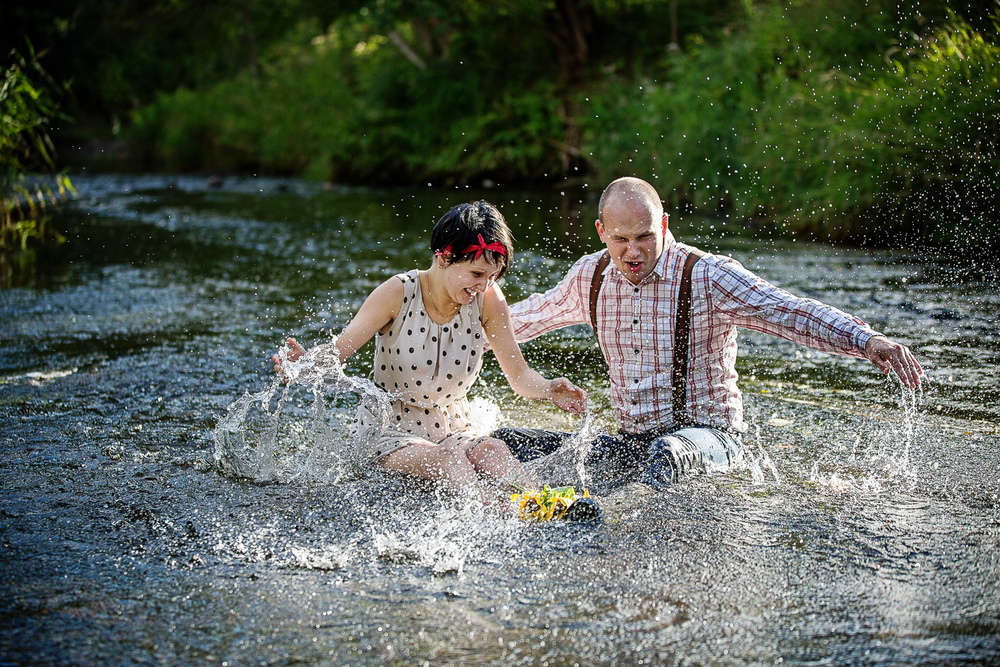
[863,334,923,388]
[711,257,923,387]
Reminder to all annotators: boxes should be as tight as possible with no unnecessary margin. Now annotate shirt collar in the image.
[648,228,677,280]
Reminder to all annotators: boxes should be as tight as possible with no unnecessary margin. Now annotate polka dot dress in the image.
[362,270,486,463]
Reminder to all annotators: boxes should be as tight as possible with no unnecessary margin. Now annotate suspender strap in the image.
[590,247,704,426]
[589,251,611,348]
[671,249,706,425]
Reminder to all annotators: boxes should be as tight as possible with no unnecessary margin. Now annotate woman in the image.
[275,201,586,500]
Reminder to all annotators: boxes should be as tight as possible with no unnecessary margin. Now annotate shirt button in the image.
[634,349,640,354]
[633,319,638,324]
[634,288,639,293]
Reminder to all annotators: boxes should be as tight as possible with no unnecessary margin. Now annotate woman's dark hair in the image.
[430,200,513,279]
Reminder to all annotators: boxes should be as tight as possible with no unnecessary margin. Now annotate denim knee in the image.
[490,427,567,462]
[637,436,688,489]
[637,427,743,488]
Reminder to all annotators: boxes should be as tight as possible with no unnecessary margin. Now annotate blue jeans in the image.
[492,425,744,490]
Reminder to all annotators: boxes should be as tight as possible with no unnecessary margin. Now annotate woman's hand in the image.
[272,337,306,375]
[549,378,587,414]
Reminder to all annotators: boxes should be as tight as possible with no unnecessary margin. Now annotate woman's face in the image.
[444,254,503,304]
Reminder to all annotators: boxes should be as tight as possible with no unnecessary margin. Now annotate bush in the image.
[835,17,1000,248]
[130,19,363,176]
[130,15,573,185]
[126,3,999,248]
[1,44,72,253]
[579,6,1000,248]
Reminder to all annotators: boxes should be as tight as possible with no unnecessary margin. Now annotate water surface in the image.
[1,174,998,665]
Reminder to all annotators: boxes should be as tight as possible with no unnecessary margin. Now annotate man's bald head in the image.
[595,177,670,285]
[597,177,664,223]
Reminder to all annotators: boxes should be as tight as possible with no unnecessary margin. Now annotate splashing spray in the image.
[522,408,599,489]
[212,339,393,483]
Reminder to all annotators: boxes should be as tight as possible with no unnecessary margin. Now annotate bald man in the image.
[493,177,923,491]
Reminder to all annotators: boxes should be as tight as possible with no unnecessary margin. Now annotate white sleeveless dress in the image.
[362,270,487,463]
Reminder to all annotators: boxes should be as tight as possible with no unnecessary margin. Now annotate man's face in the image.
[596,202,668,285]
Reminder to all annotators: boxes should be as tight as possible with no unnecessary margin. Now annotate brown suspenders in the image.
[588,248,705,426]
[589,251,612,350]
[671,248,706,425]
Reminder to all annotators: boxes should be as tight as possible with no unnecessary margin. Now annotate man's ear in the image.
[595,219,605,242]
[661,212,669,233]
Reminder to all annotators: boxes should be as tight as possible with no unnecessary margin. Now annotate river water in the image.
[1,174,998,665]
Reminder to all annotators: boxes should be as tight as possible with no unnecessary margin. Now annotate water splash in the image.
[209,338,603,576]
[365,489,532,576]
[521,409,599,489]
[742,405,782,487]
[289,545,353,571]
[749,427,782,487]
[810,378,924,495]
[212,339,392,483]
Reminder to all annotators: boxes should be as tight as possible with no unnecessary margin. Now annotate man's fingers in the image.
[867,338,922,388]
[885,345,922,388]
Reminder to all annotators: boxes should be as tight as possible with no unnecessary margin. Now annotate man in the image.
[493,177,923,490]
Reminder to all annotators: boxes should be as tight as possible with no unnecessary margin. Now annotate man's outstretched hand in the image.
[865,335,923,388]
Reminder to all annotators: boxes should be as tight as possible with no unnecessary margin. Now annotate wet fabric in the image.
[359,270,487,463]
[636,426,745,489]
[491,424,743,488]
[508,234,881,434]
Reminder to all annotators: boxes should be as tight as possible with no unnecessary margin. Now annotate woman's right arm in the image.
[275,277,403,370]
[333,277,404,363]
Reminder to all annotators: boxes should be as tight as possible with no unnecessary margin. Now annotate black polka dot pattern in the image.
[366,269,487,460]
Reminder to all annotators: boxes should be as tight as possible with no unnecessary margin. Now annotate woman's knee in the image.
[428,446,478,479]
[466,437,512,466]
[382,443,475,483]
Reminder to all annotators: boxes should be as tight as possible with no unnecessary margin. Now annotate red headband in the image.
[435,234,507,261]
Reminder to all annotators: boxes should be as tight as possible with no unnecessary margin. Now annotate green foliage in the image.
[579,3,1000,248]
[130,19,359,175]
[835,17,1000,248]
[3,0,361,123]
[130,12,573,184]
[1,44,73,254]
[11,0,995,249]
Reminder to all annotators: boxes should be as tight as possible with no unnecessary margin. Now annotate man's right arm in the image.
[508,254,594,343]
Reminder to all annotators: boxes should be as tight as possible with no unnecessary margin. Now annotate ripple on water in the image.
[2,174,999,665]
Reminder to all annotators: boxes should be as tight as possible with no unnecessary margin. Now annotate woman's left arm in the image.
[482,284,587,414]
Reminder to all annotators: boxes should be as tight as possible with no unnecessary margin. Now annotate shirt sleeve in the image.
[508,254,593,343]
[707,255,879,358]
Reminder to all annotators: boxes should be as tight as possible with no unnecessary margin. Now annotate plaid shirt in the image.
[509,232,879,434]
